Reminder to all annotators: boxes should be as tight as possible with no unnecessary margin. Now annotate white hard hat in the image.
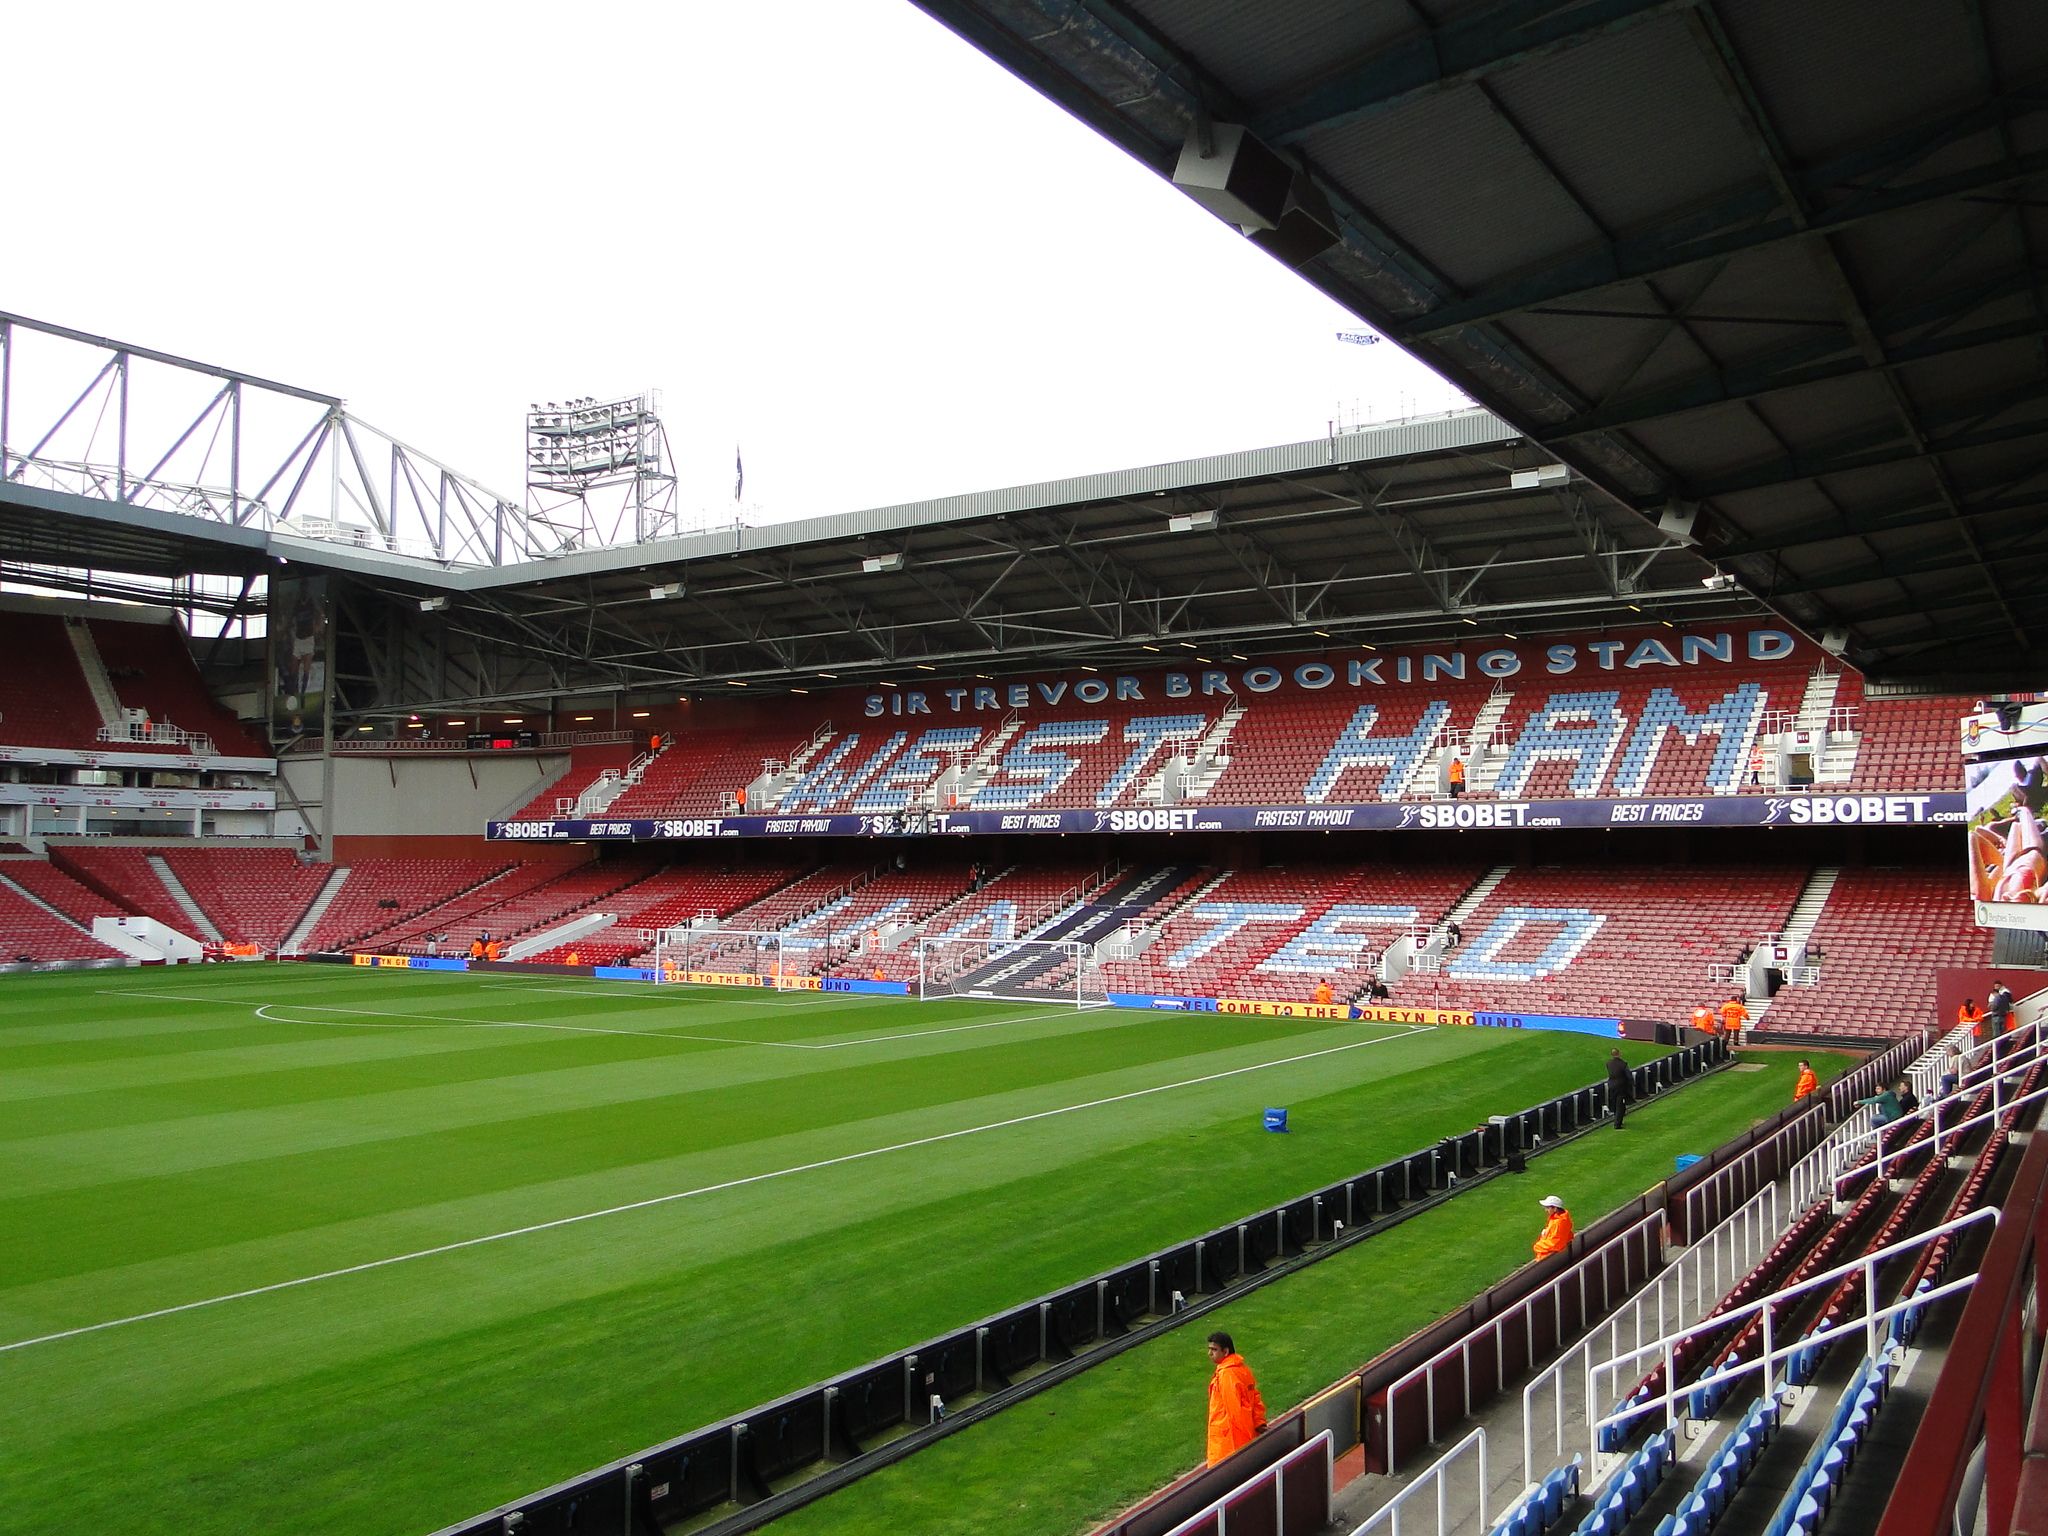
[1540,1195,1565,1208]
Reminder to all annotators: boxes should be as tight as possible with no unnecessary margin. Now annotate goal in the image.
[917,934,1105,1008]
[653,926,793,987]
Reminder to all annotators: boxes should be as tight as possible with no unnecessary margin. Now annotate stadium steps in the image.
[148,854,224,942]
[1795,668,1859,786]
[955,716,1026,805]
[1778,869,1839,952]
[284,866,351,952]
[1461,688,1518,793]
[62,616,126,731]
[1139,701,1246,803]
[507,909,617,960]
[1742,868,1838,1022]
[1446,865,1513,925]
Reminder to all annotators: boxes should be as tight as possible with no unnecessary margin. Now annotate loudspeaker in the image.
[1173,123,1294,230]
[1173,123,1339,269]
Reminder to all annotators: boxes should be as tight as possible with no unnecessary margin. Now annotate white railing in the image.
[1383,1211,1662,1474]
[1348,1427,1488,1536]
[95,721,216,753]
[1676,1033,1921,1239]
[327,729,637,755]
[1160,1431,1334,1536]
[1787,1107,1876,1212]
[1585,1207,1998,1463]
[1522,1183,1779,1486]
[1831,1064,2048,1195]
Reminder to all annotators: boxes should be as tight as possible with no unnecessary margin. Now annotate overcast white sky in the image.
[5,0,1464,533]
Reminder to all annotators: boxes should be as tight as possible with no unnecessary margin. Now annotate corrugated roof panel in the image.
[1127,0,1410,103]
[1487,16,1754,237]
[1307,88,1603,290]
[1722,0,1981,164]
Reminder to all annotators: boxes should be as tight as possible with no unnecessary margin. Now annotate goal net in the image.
[918,934,1106,1008]
[653,927,796,987]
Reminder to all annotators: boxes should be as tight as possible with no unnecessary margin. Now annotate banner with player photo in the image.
[268,575,330,737]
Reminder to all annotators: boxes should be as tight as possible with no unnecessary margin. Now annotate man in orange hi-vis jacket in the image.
[1205,1332,1266,1465]
[1793,1060,1820,1101]
[1720,994,1750,1036]
[1692,1003,1717,1035]
[1533,1195,1574,1258]
[1313,979,1334,1006]
[1959,998,1985,1038]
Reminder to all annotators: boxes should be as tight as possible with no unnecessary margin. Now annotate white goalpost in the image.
[652,926,797,987]
[917,934,1106,1008]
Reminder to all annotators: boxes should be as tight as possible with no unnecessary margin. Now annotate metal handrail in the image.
[1523,1182,1780,1486]
[1831,1074,2048,1195]
[1348,1426,1488,1536]
[1384,1211,1662,1474]
[1585,1207,1999,1456]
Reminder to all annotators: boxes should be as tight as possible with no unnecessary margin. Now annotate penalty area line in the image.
[0,1024,1430,1357]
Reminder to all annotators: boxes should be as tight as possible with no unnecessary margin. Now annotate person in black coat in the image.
[1606,1049,1635,1129]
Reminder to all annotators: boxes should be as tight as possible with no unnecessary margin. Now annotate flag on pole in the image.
[734,446,744,503]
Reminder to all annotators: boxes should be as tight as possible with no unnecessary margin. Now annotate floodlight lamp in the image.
[1168,509,1218,533]
[1701,573,1738,592]
[649,582,683,600]
[418,595,449,612]
[861,553,905,574]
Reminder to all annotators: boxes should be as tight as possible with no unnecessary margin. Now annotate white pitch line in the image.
[481,983,833,1011]
[346,983,1109,1048]
[250,1002,813,1051]
[96,989,272,1005]
[99,985,1115,1051]
[0,1024,1430,1356]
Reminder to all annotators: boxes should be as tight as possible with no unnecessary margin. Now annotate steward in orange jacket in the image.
[1533,1196,1574,1258]
[1793,1060,1820,1101]
[1313,979,1334,1006]
[1692,1004,1717,1035]
[469,939,485,961]
[1959,1000,1985,1038]
[1720,996,1750,1035]
[1205,1332,1266,1465]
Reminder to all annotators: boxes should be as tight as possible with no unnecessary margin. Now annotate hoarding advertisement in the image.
[488,791,1965,843]
[1965,746,2048,932]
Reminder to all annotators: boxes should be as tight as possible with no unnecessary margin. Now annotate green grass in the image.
[774,1048,1854,1536]
[0,965,1838,1536]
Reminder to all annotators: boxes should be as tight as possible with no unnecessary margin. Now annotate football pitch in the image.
[0,964,1813,1536]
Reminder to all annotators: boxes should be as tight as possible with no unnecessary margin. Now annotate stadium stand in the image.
[855,862,1118,983]
[523,864,803,964]
[380,859,660,955]
[0,880,126,961]
[321,859,566,952]
[297,857,522,953]
[1,858,126,929]
[607,723,822,816]
[1839,691,1967,793]
[0,610,101,751]
[53,846,202,933]
[86,614,268,755]
[1396,864,1808,1021]
[156,848,331,949]
[615,667,1971,822]
[1097,862,1483,1001]
[1759,869,1993,1040]
[505,741,643,820]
